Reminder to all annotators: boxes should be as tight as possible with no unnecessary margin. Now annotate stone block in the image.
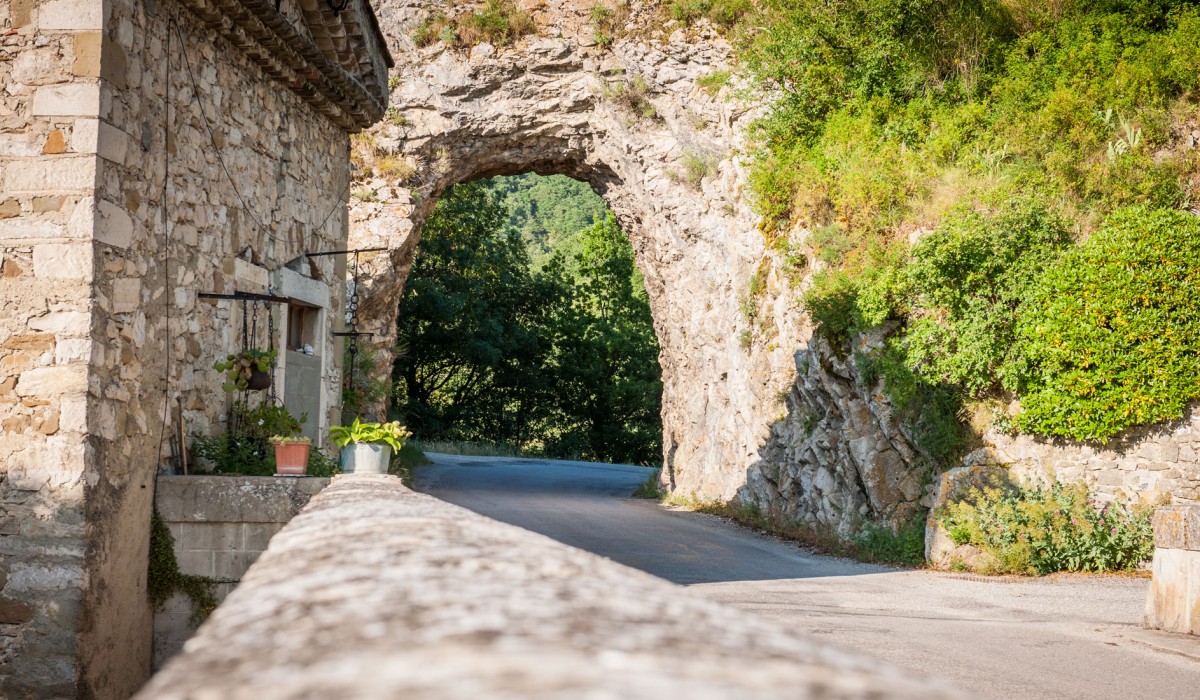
[4,156,96,193]
[16,365,87,398]
[1146,548,1193,633]
[96,123,130,165]
[1152,506,1200,550]
[155,476,330,523]
[0,218,64,240]
[96,199,132,248]
[0,598,35,625]
[38,0,103,29]
[72,32,103,78]
[32,84,102,118]
[175,550,215,578]
[55,339,90,364]
[32,196,66,213]
[73,119,99,153]
[11,0,33,27]
[213,550,259,580]
[112,278,141,313]
[177,523,241,552]
[0,200,20,219]
[34,243,93,281]
[29,311,92,336]
[241,523,281,551]
[43,131,66,155]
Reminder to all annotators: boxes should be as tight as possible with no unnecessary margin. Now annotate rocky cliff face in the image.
[350,1,1198,538]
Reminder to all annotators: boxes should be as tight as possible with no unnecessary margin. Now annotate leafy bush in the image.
[602,76,659,120]
[192,401,304,476]
[905,199,1071,397]
[696,69,732,96]
[940,481,1154,574]
[590,1,630,47]
[330,417,413,452]
[1014,207,1200,441]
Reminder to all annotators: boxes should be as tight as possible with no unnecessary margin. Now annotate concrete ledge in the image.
[137,475,958,699]
[155,476,329,523]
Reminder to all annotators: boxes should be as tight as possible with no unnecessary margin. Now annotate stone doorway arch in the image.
[345,10,804,500]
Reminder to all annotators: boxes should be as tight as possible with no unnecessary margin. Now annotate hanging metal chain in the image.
[346,251,361,395]
[267,303,278,402]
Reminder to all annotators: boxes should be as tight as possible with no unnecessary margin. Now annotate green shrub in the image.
[192,401,304,476]
[940,482,1154,574]
[853,521,926,566]
[1015,207,1200,441]
[905,199,1072,396]
[632,469,666,498]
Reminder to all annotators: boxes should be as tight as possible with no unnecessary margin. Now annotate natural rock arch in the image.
[346,5,803,500]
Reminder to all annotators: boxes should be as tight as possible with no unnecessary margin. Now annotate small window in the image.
[286,303,320,354]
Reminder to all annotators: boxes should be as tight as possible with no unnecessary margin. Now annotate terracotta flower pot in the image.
[274,441,311,476]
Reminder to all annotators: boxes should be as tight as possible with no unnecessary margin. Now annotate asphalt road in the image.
[414,454,1200,699]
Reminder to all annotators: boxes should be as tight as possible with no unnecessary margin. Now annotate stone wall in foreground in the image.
[136,474,960,699]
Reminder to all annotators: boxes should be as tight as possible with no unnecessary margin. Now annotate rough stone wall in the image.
[152,476,328,670]
[0,0,106,695]
[2,0,371,695]
[80,1,353,694]
[136,474,960,699]
[350,1,804,501]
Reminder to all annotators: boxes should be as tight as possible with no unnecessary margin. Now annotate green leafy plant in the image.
[306,448,343,478]
[269,434,311,444]
[148,509,219,626]
[697,69,732,96]
[192,401,304,476]
[330,417,413,452]
[1014,207,1200,441]
[940,482,1155,574]
[213,349,277,392]
[632,469,666,499]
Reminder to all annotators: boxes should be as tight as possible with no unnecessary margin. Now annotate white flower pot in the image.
[340,443,392,474]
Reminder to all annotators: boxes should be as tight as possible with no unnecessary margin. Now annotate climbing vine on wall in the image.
[147,509,219,627]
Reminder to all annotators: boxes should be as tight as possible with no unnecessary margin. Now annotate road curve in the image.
[414,453,1200,700]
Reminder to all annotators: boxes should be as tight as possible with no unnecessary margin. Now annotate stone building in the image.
[0,0,390,696]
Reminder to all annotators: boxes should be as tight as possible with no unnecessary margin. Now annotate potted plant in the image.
[269,434,312,476]
[214,349,278,392]
[329,418,411,474]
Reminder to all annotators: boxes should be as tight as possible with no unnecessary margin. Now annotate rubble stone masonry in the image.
[1,0,386,696]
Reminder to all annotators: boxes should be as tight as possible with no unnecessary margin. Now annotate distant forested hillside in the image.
[483,173,609,268]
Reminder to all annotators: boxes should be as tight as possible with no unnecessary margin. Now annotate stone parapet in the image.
[1146,505,1200,636]
[138,474,960,699]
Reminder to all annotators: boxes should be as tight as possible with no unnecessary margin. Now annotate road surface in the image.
[414,453,1200,699]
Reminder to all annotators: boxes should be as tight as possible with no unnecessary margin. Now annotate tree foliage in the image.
[393,178,663,465]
